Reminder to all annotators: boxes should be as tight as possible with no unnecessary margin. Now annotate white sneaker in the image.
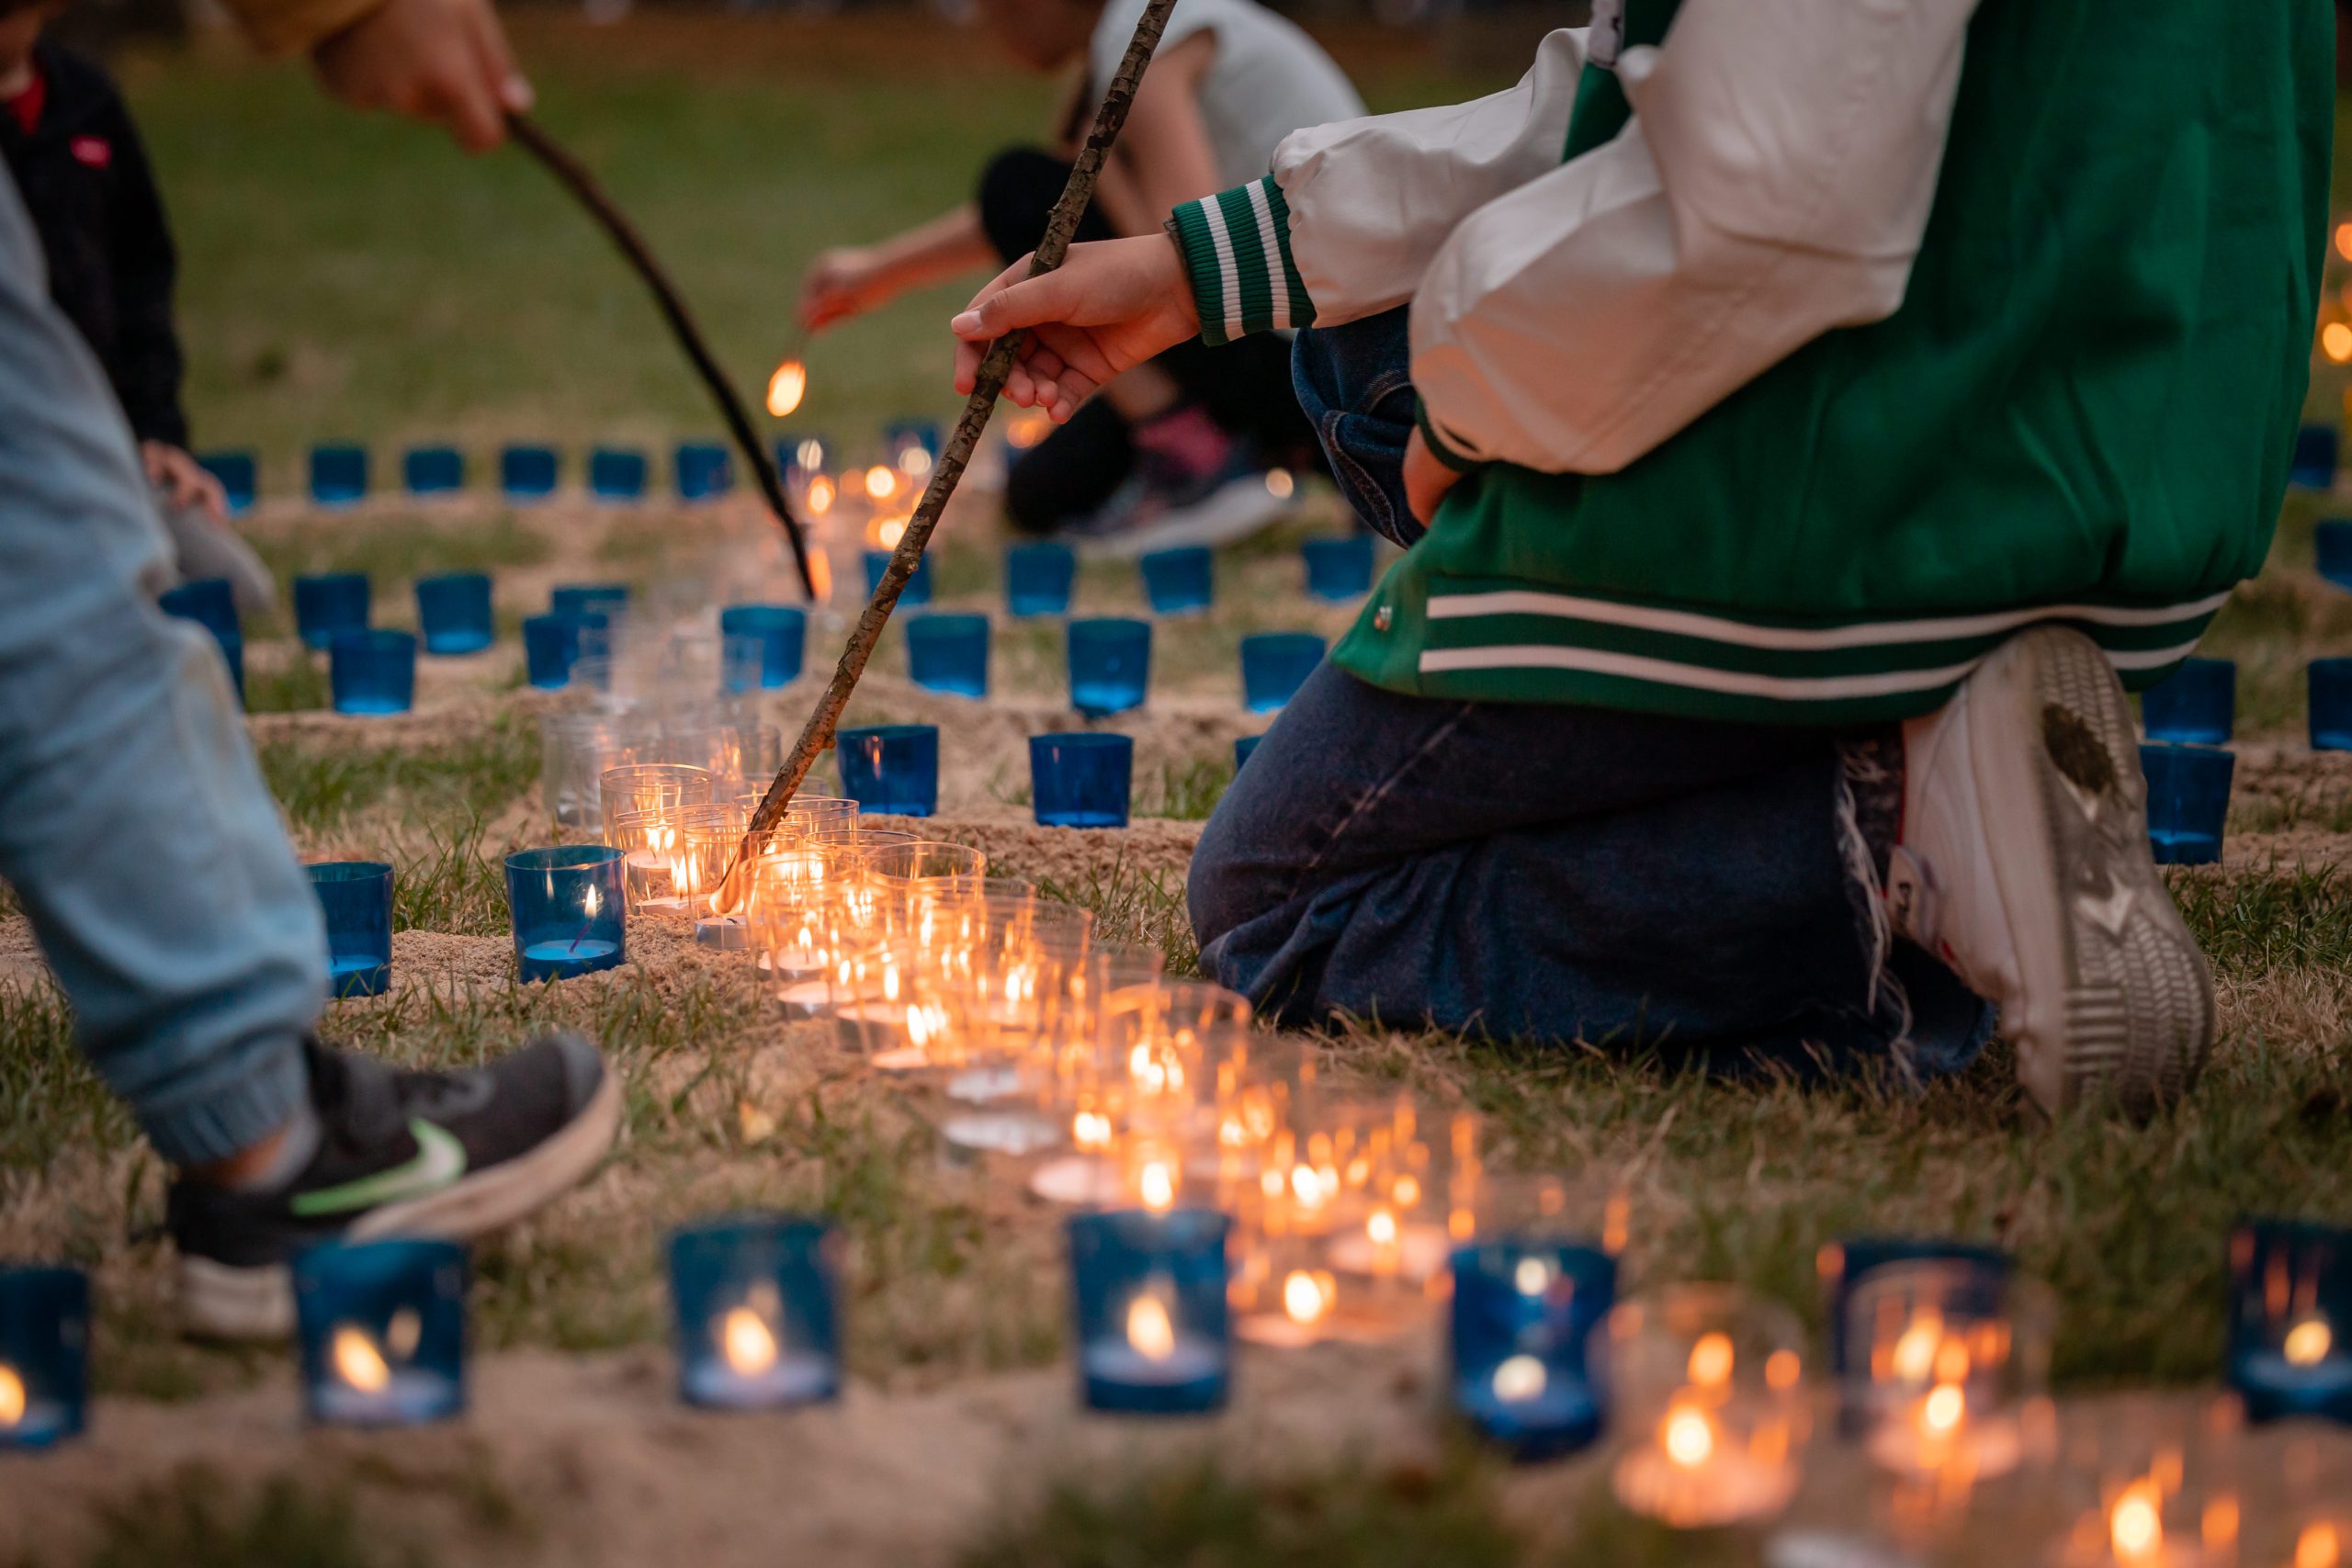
[1886,626,2216,1116]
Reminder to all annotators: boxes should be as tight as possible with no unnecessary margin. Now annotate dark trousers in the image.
[978,148,1318,533]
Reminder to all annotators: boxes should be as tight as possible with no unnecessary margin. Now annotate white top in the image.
[1092,0,1366,191]
[1269,0,1980,474]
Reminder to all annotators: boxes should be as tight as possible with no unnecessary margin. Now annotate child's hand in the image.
[311,0,532,154]
[141,442,228,524]
[799,248,885,333]
[950,235,1199,423]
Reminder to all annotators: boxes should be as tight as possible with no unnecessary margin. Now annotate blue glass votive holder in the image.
[886,418,943,462]
[160,577,243,705]
[1138,546,1213,615]
[2312,660,2352,751]
[836,725,938,818]
[293,1239,467,1427]
[198,451,256,516]
[2291,424,2341,491]
[2317,520,2352,592]
[1068,1209,1230,1416]
[505,845,626,982]
[331,629,417,716]
[668,1215,842,1411]
[1234,735,1261,771]
[0,1266,89,1450]
[1303,535,1376,602]
[588,446,648,502]
[719,604,807,689]
[293,572,371,651]
[1450,1240,1614,1460]
[1069,617,1151,717]
[309,860,393,998]
[2141,742,2233,866]
[676,441,732,501]
[1240,633,1327,714]
[1007,541,1077,617]
[551,581,630,621]
[2141,658,2234,745]
[1030,732,1132,829]
[865,549,933,606]
[500,444,559,500]
[414,571,494,656]
[523,612,601,690]
[2227,1218,2352,1426]
[401,446,464,496]
[907,612,990,698]
[310,444,368,506]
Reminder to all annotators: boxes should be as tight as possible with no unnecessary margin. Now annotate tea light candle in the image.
[1819,1236,2012,1428]
[0,1266,88,1450]
[1844,1257,2052,1480]
[2228,1220,2352,1424]
[1069,1208,1230,1415]
[1450,1240,1613,1458]
[504,845,627,981]
[1608,1287,1809,1529]
[307,860,394,998]
[293,1239,466,1427]
[669,1215,841,1410]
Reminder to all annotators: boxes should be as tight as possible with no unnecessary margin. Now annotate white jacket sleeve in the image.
[1410,0,1979,476]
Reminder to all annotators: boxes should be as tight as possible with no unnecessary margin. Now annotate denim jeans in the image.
[0,169,321,1164]
[1186,311,1993,1075]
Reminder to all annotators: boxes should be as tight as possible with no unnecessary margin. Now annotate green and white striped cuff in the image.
[1170,176,1316,346]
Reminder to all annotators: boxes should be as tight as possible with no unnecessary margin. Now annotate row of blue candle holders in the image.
[4,1216,2346,1446]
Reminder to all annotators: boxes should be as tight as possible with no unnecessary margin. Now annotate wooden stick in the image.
[738,0,1184,849]
[505,113,819,602]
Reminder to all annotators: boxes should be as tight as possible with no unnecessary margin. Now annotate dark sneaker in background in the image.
[1069,402,1302,558]
[169,1033,621,1339]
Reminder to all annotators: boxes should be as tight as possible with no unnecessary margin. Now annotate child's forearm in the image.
[864,205,1000,297]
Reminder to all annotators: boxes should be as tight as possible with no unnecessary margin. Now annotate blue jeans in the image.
[0,170,321,1164]
[1187,311,1992,1074]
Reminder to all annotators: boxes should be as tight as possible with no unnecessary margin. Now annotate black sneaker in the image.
[168,1033,621,1339]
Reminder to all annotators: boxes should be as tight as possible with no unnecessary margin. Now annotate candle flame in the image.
[722,1306,779,1376]
[1514,1258,1551,1297]
[1688,1331,1735,1389]
[865,466,897,502]
[1367,1208,1398,1247]
[1663,1403,1717,1469]
[582,883,603,918]
[2286,1315,2334,1367]
[1125,1293,1175,1362]
[2111,1480,2164,1564]
[1892,1312,1944,1383]
[1005,411,1050,449]
[1073,1109,1112,1152]
[808,475,836,515]
[2325,324,2352,365]
[0,1365,24,1426]
[898,447,933,478]
[1921,1382,1965,1435]
[876,514,908,549]
[2298,1522,2341,1568]
[1765,1348,1803,1391]
[1139,1160,1176,1212]
[2338,221,2352,264]
[766,358,808,419]
[1492,1354,1546,1403]
[332,1325,391,1393]
[1282,1269,1332,1326]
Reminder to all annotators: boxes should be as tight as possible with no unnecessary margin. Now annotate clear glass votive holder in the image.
[1451,1238,1615,1460]
[2141,742,2233,866]
[668,1214,842,1411]
[499,444,559,500]
[551,582,630,620]
[1007,541,1077,617]
[1030,733,1132,829]
[1817,1236,2013,1387]
[2318,519,2352,591]
[2045,1393,2243,1568]
[609,807,692,913]
[1607,1284,1811,1529]
[309,860,393,998]
[589,446,647,502]
[1302,535,1375,602]
[1069,617,1151,717]
[2293,426,2341,491]
[675,441,732,500]
[838,724,939,818]
[864,548,933,606]
[524,613,598,690]
[1239,633,1327,714]
[782,794,860,839]
[719,604,808,689]
[2141,658,2235,745]
[330,628,417,716]
[907,612,990,698]
[0,1265,89,1450]
[1138,545,1213,615]
[1235,735,1261,771]
[414,571,494,656]
[293,1238,467,1427]
[505,845,627,981]
[310,443,368,506]
[1844,1258,2055,1482]
[401,446,463,496]
[293,571,371,651]
[2227,1218,2352,1426]
[2310,660,2352,752]
[1069,1208,1231,1416]
[198,450,256,514]
[601,762,715,823]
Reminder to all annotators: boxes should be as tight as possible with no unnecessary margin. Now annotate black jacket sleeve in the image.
[98,91,187,448]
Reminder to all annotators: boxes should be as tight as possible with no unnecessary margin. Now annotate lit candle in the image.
[0,1266,88,1450]
[2227,1221,2352,1423]
[679,1286,835,1409]
[766,358,808,419]
[1069,1211,1230,1415]
[295,1242,466,1427]
[669,1216,841,1411]
[1609,1291,1808,1529]
[1449,1239,1613,1458]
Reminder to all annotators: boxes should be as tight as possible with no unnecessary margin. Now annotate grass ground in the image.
[0,12,2348,1565]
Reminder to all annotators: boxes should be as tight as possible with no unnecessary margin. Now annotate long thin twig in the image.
[506,113,819,601]
[740,0,1184,846]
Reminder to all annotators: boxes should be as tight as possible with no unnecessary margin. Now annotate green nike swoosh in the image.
[291,1122,468,1218]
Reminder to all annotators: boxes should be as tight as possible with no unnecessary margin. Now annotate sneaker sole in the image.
[178,1066,625,1340]
[1969,627,2217,1116]
[1079,475,1299,561]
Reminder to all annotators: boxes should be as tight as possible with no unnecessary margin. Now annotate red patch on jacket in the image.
[69,136,111,169]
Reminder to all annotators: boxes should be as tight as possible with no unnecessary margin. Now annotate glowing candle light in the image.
[2299,1522,2341,1568]
[722,1306,779,1376]
[332,1325,392,1393]
[1283,1269,1333,1327]
[1689,1330,1735,1389]
[766,358,808,419]
[807,475,836,514]
[2110,1479,2164,1564]
[865,465,897,502]
[1665,1401,1718,1466]
[1492,1354,1547,1403]
[1125,1293,1175,1362]
[2336,221,2352,264]
[1072,1213,1230,1413]
[2325,323,2352,365]
[0,1365,24,1427]
[1139,1160,1176,1213]
[2286,1316,2334,1366]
